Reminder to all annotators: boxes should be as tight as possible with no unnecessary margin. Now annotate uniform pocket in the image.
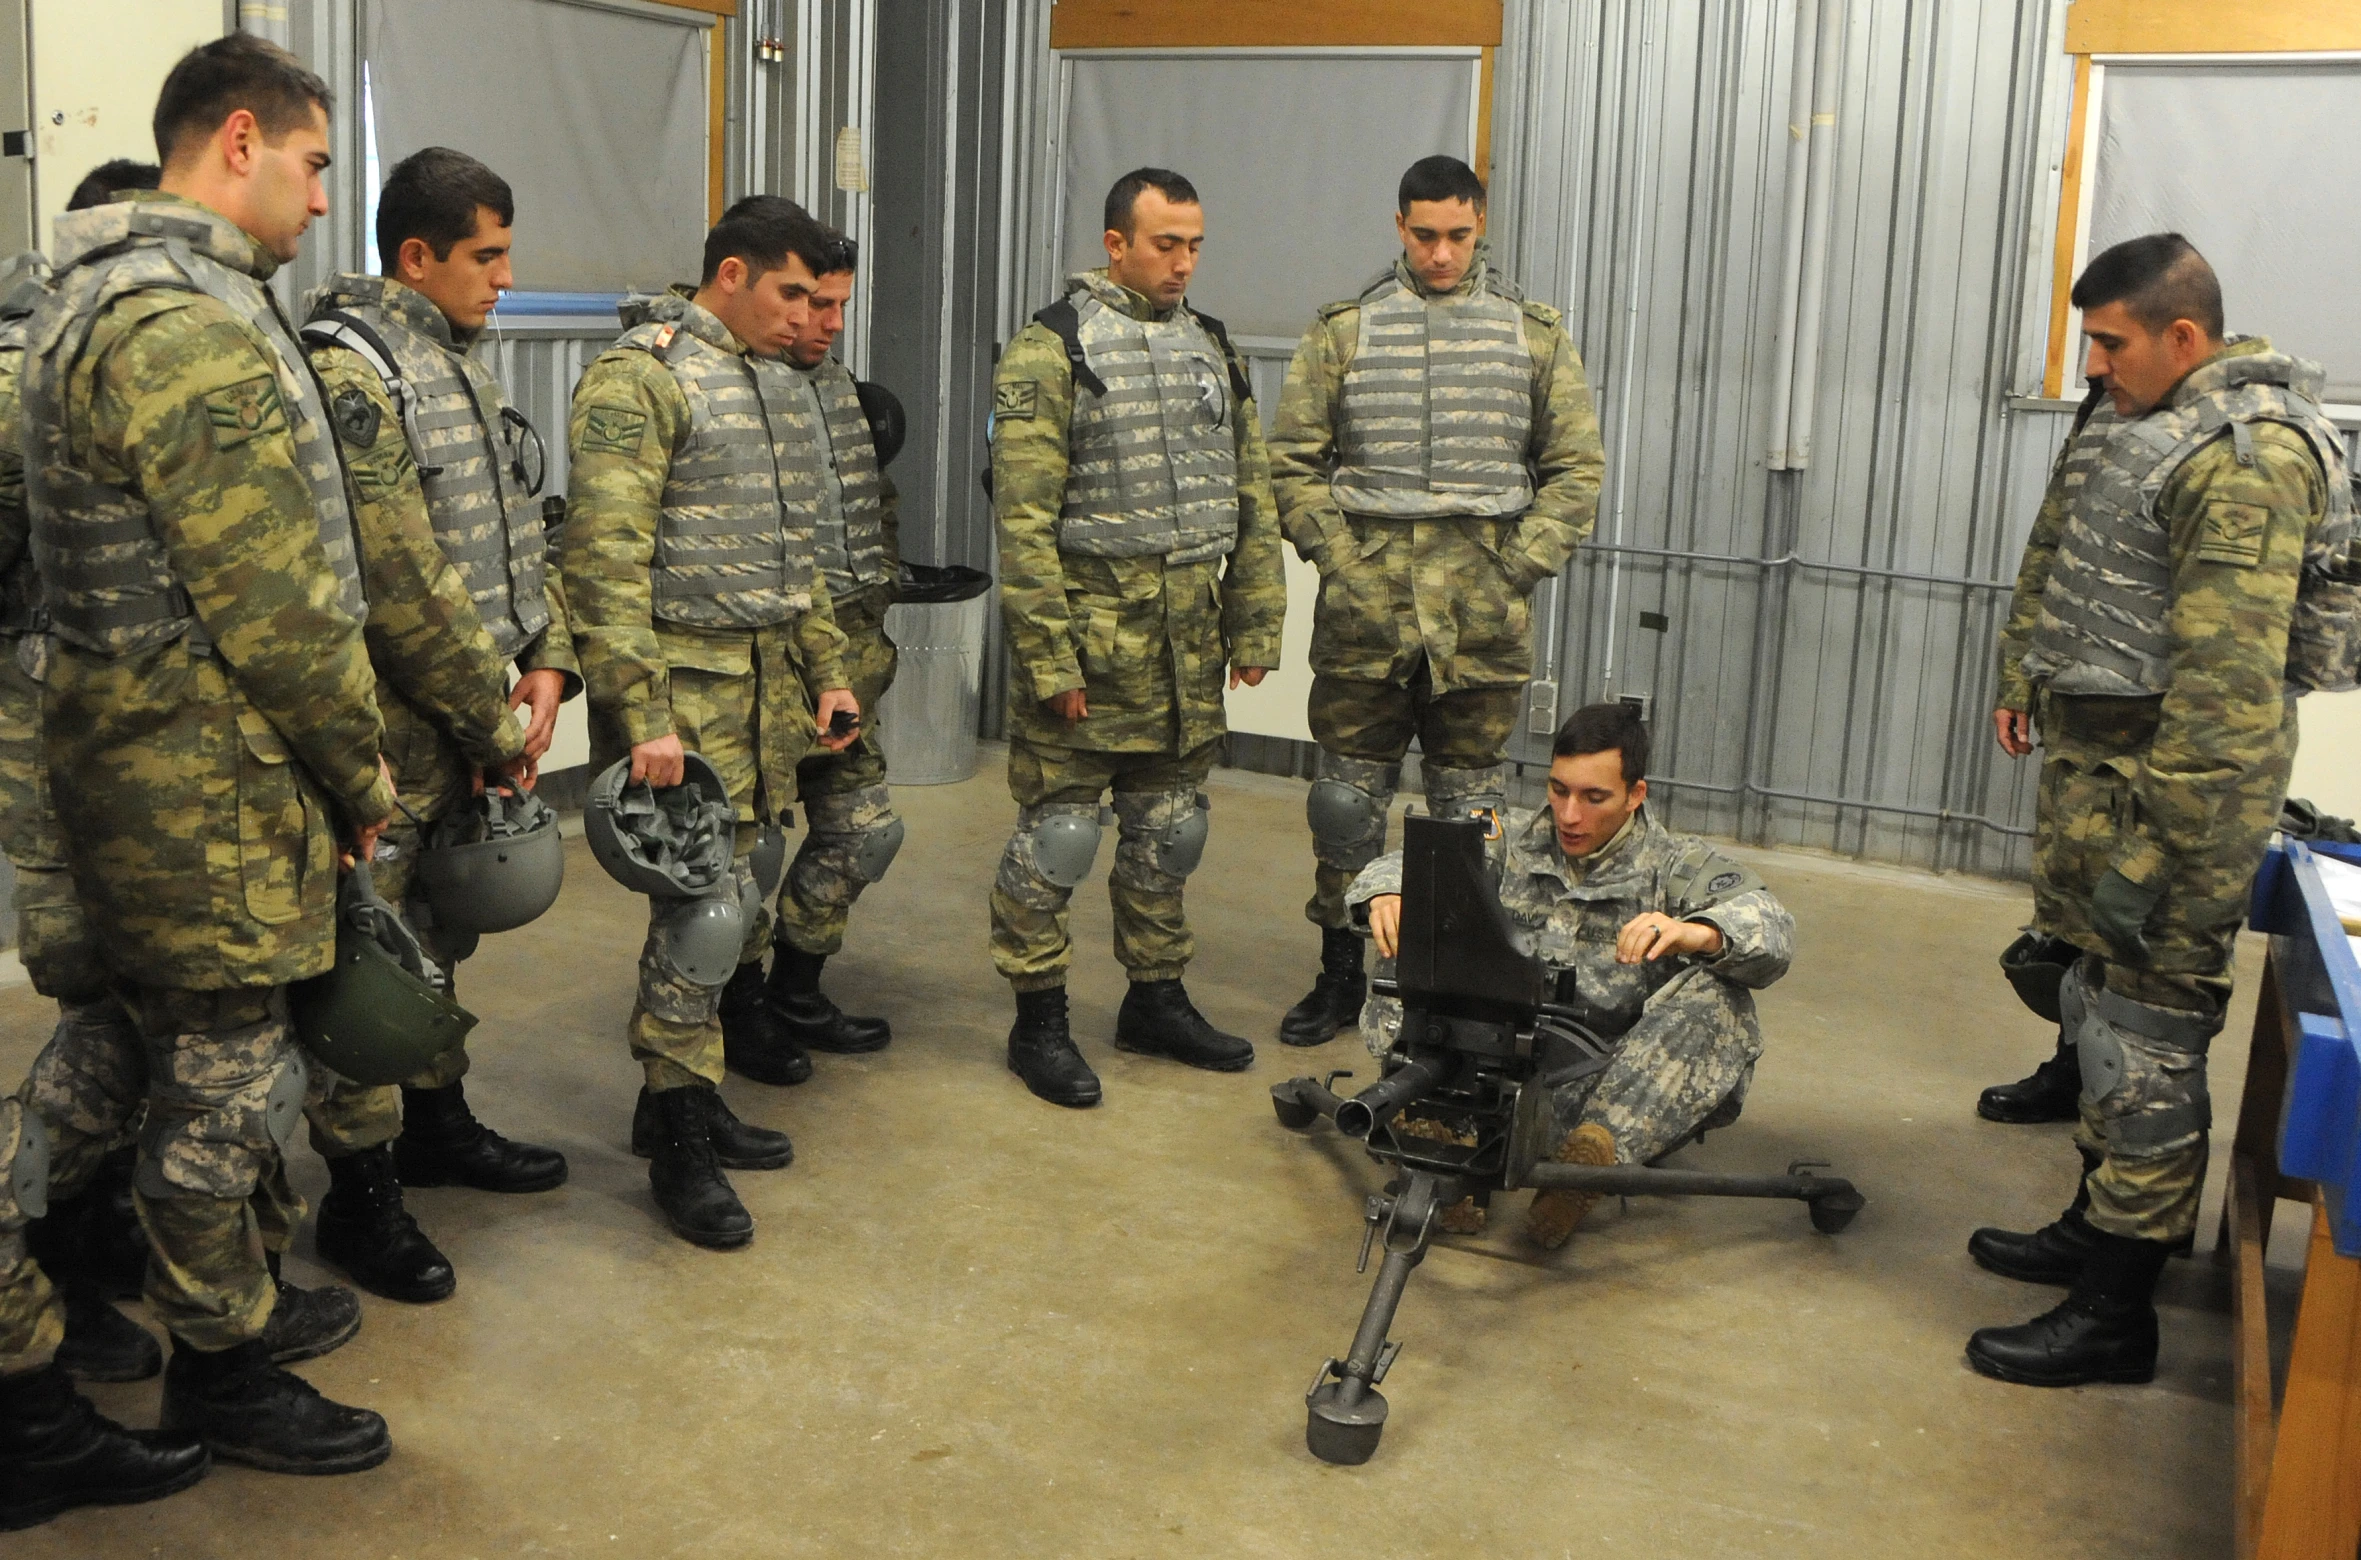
[233,708,316,926]
[1074,602,1123,682]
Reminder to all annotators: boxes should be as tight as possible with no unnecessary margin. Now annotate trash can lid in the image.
[898,562,994,604]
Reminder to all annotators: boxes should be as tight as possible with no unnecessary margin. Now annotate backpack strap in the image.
[1186,305,1254,406]
[1031,299,1106,399]
[300,309,443,477]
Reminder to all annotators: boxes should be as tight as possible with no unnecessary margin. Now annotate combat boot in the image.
[259,1250,362,1365]
[0,1362,209,1530]
[1007,986,1100,1108]
[315,1146,457,1303]
[1968,1147,2106,1285]
[645,1085,754,1249]
[1965,1231,2170,1387]
[1526,1123,1618,1250]
[392,1081,568,1194]
[26,1199,161,1383]
[1113,979,1255,1072]
[1278,926,1367,1047]
[720,962,814,1085]
[630,1085,793,1170]
[159,1338,391,1474]
[1977,1034,2081,1123]
[766,945,891,1053]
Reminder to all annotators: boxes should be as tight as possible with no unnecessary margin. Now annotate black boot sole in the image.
[57,1337,164,1384]
[1963,1346,2155,1388]
[1277,1014,1345,1048]
[0,1455,210,1529]
[629,1134,794,1172]
[392,1153,569,1195]
[199,1433,392,1476]
[657,1211,753,1250]
[312,1239,456,1306]
[1006,1055,1102,1108]
[724,1051,813,1087]
[793,1030,892,1055]
[1110,1032,1255,1073]
[1975,1094,2081,1125]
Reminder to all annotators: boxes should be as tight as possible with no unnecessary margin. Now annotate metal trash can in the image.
[878,563,994,785]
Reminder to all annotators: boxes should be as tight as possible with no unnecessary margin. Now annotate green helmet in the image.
[585,752,737,899]
[415,786,565,936]
[291,867,477,1086]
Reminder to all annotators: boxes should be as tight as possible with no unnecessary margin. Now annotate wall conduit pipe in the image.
[1764,0,1820,469]
[1783,0,1849,468]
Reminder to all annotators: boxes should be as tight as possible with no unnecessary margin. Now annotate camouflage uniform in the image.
[0,1097,62,1373]
[1997,338,2340,1243]
[23,193,393,1350]
[986,269,1286,989]
[1348,806,1792,1163]
[297,273,579,1154]
[771,354,901,959]
[563,289,844,1090]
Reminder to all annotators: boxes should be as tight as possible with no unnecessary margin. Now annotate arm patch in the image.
[330,386,382,449]
[203,374,287,451]
[994,379,1040,420]
[2195,500,2267,568]
[579,404,648,457]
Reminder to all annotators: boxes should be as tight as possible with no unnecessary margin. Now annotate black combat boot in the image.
[630,1085,793,1170]
[1968,1146,2106,1285]
[1114,979,1255,1072]
[0,1362,209,1530]
[26,1198,161,1383]
[78,1148,150,1301]
[1278,926,1367,1047]
[645,1086,754,1249]
[1007,987,1100,1108]
[258,1250,363,1365]
[315,1146,456,1304]
[159,1338,391,1474]
[1965,1231,2171,1387]
[392,1081,568,1194]
[720,962,814,1086]
[766,944,891,1053]
[1977,1032,2081,1123]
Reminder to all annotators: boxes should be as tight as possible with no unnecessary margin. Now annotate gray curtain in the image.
[364,0,710,295]
[1059,54,1476,338]
[2091,61,2361,400]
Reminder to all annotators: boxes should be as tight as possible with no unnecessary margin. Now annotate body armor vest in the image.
[303,275,550,661]
[615,293,821,628]
[23,200,364,656]
[1330,262,1536,519]
[1054,272,1239,565]
[2024,345,2353,696]
[0,251,51,636]
[791,357,888,598]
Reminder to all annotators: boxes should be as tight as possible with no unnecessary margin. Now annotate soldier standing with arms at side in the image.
[296,146,579,1302]
[1267,155,1606,1048]
[1971,234,2351,1386]
[760,217,904,1053]
[20,36,397,1470]
[565,197,858,1249]
[988,167,1286,1108]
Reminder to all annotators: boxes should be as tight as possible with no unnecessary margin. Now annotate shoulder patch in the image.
[1520,299,1564,329]
[1707,870,1742,895]
[993,379,1039,420]
[652,323,677,352]
[1317,299,1359,321]
[330,385,382,449]
[2195,499,2268,568]
[579,404,648,458]
[202,373,287,451]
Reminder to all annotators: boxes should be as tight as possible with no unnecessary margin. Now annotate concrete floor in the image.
[3,751,2286,1558]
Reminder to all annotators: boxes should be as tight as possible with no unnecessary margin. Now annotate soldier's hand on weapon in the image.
[1616,911,1723,964]
[631,733,686,788]
[1228,664,1271,690]
[1992,706,2033,757]
[342,757,398,869]
[1367,894,1402,959]
[509,668,567,762]
[1045,688,1089,723]
[817,687,861,752]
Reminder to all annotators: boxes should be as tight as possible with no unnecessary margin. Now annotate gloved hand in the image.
[2089,869,2163,963]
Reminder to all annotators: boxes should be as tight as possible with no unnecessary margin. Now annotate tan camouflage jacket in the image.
[988,272,1287,754]
[1268,258,1606,692]
[1348,806,1793,1036]
[1998,339,2327,884]
[42,219,393,988]
[563,304,848,752]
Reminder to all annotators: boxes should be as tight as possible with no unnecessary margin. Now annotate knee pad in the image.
[656,895,749,988]
[2000,931,2078,1024]
[1307,753,1398,872]
[748,825,789,903]
[1019,802,1106,890]
[805,785,903,885]
[3,1100,49,1222]
[1114,788,1211,882]
[2078,985,2218,1154]
[264,1047,310,1157]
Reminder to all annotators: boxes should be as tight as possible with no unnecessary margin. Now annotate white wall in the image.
[2291,690,2361,820]
[29,0,218,249]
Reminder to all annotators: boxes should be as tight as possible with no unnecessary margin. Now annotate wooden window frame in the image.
[639,0,737,222]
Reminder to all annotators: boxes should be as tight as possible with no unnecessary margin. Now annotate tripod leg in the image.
[1307,1170,1445,1464]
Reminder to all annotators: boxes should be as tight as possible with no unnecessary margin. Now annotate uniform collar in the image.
[54,189,279,279]
[1521,806,1655,893]
[1393,252,1492,303]
[2164,333,2322,409]
[629,285,750,356]
[1071,267,1172,322]
[310,272,464,348]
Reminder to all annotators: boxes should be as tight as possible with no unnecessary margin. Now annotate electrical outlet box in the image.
[1526,679,1559,735]
[1618,692,1652,725]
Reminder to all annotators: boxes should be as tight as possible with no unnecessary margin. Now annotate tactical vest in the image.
[0,251,51,636]
[23,200,364,657]
[1051,273,1239,565]
[302,275,551,661]
[1330,263,1536,519]
[2024,345,2354,696]
[614,293,822,628]
[792,357,889,598]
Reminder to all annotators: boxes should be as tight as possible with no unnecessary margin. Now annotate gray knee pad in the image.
[658,895,749,988]
[848,816,906,884]
[749,825,789,903]
[4,1100,49,1222]
[804,785,904,885]
[1018,802,1107,890]
[1422,762,1508,836]
[1308,753,1399,872]
[2078,984,2218,1155]
[264,1047,310,1158]
[1114,788,1211,882]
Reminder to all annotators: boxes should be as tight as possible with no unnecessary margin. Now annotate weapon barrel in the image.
[1334,1054,1452,1141]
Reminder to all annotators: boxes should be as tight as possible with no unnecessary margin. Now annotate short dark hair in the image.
[2071,232,2223,340]
[1398,155,1486,214]
[700,195,857,285]
[1551,701,1649,785]
[66,159,160,213]
[376,147,514,274]
[153,34,331,166]
[1103,168,1198,239]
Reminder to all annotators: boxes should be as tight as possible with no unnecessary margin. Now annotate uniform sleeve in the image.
[561,352,687,748]
[1500,315,1605,592]
[1669,844,1794,989]
[91,299,392,826]
[0,352,26,584]
[794,589,848,695]
[515,564,584,699]
[1266,314,1352,571]
[1995,420,2084,712]
[1344,851,1404,917]
[315,347,525,772]
[990,324,1082,706]
[1222,369,1287,671]
[2115,428,2321,883]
